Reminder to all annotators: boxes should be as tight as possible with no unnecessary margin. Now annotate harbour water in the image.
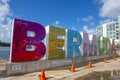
[0,47,10,60]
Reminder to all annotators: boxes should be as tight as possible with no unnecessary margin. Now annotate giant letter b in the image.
[10,19,46,62]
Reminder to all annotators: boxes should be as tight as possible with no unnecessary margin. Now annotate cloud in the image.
[0,32,4,39]
[55,21,59,25]
[52,20,65,28]
[90,22,95,26]
[98,0,120,18]
[71,26,76,30]
[0,0,12,42]
[99,19,112,24]
[82,16,93,22]
[83,25,96,34]
[53,20,60,26]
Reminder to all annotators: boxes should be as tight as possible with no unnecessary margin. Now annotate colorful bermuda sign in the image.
[10,19,117,62]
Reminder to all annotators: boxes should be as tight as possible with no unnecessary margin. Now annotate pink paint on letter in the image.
[11,19,46,62]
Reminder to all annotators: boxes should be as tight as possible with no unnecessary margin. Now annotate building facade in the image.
[97,20,120,40]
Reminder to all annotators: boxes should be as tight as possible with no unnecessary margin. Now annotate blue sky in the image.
[0,0,120,42]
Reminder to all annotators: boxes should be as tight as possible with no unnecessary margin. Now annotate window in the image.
[116,23,118,25]
[116,26,119,28]
[107,32,109,34]
[113,32,115,34]
[113,35,116,37]
[110,24,112,30]
[110,32,112,34]
[113,24,115,30]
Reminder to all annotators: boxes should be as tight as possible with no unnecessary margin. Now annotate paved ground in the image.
[0,57,120,80]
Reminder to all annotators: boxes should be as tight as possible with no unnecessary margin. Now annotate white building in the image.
[97,20,120,40]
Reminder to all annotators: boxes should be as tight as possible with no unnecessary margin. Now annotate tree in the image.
[0,41,10,47]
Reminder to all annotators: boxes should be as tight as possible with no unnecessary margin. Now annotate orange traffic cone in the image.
[70,64,75,72]
[39,68,46,80]
[87,61,92,68]
[104,58,107,63]
[113,56,116,61]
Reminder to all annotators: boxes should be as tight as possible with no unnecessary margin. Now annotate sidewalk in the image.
[0,57,120,80]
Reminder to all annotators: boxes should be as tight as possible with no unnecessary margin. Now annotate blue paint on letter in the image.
[67,30,82,58]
